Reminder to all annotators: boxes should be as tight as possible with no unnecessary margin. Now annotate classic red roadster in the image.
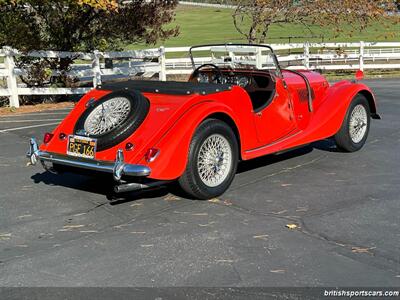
[27,44,380,199]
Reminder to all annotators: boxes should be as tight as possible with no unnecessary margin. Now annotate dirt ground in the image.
[0,102,75,116]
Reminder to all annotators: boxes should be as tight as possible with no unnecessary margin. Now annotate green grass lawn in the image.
[127,4,400,50]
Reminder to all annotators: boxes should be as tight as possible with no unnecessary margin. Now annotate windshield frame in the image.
[188,43,283,78]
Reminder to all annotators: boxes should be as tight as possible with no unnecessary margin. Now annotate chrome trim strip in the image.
[245,128,301,154]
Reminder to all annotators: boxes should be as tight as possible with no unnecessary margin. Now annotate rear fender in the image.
[141,102,242,180]
[39,89,111,153]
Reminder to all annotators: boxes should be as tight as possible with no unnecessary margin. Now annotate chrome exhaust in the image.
[114,181,170,193]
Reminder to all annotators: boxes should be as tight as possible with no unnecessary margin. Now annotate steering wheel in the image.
[193,63,223,84]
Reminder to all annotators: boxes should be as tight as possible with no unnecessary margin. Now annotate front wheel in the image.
[334,94,370,152]
[178,119,238,200]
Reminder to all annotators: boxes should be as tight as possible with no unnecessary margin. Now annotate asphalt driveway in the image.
[0,79,399,287]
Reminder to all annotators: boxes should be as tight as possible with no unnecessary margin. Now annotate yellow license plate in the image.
[67,135,97,159]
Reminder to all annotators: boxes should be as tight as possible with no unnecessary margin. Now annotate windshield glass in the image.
[189,44,278,71]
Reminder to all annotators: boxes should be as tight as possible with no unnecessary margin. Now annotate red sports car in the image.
[27,44,380,199]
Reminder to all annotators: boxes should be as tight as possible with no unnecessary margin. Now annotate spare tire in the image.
[74,90,149,151]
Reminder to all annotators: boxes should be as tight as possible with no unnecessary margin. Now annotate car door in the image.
[283,70,314,131]
[253,77,297,145]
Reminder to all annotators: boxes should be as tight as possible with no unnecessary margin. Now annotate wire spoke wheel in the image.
[349,104,368,143]
[84,97,131,136]
[197,134,232,187]
[178,119,238,199]
[334,94,370,152]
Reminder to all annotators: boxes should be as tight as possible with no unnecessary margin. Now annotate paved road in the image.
[0,79,399,287]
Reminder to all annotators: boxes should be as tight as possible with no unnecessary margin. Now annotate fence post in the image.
[256,47,263,69]
[92,50,102,88]
[3,46,19,108]
[359,41,364,71]
[159,46,166,81]
[303,42,310,69]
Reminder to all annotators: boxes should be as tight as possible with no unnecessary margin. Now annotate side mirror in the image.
[355,70,364,81]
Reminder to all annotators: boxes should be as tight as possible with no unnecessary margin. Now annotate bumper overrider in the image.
[26,138,151,182]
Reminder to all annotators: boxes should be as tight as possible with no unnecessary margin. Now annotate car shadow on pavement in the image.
[107,187,170,205]
[237,144,312,174]
[311,138,340,153]
[237,138,339,173]
[31,171,113,195]
[30,138,339,202]
[30,171,170,204]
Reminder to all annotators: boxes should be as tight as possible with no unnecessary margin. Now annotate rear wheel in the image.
[334,94,370,152]
[179,119,238,200]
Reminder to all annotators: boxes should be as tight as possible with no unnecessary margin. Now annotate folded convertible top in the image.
[99,80,232,95]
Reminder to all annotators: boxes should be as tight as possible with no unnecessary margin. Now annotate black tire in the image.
[334,94,370,152]
[74,90,149,151]
[178,119,239,200]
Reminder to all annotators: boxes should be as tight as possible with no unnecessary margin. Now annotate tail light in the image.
[145,148,160,162]
[43,132,54,144]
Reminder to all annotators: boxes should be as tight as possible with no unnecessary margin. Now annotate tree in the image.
[0,0,179,90]
[232,0,400,43]
[0,0,179,51]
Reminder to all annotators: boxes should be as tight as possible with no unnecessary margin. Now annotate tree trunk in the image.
[248,26,256,44]
[258,25,270,44]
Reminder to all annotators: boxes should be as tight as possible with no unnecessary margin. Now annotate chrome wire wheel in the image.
[197,134,233,187]
[84,97,131,136]
[349,104,368,143]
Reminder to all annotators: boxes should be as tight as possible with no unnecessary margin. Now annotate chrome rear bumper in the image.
[27,138,151,181]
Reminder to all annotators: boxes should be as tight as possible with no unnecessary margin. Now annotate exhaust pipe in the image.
[114,181,170,193]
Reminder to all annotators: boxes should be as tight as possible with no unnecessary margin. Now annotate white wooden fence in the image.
[0,46,166,108]
[160,42,400,73]
[179,1,236,9]
[1,41,400,108]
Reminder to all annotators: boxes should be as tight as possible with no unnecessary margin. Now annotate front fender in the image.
[141,101,242,180]
[332,81,377,113]
[307,81,378,141]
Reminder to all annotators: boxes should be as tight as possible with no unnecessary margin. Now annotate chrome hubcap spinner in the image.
[84,97,131,136]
